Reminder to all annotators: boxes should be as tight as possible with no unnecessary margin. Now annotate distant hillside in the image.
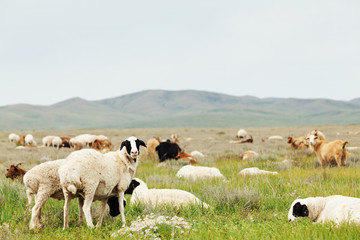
[1,90,360,130]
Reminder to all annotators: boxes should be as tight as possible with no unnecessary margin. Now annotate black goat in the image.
[155,141,182,162]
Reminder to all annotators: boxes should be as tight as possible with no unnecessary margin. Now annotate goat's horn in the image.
[15,161,24,167]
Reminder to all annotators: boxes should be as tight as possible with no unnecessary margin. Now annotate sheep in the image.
[42,136,56,147]
[52,136,62,149]
[92,139,112,153]
[308,130,348,167]
[268,135,283,141]
[239,151,259,160]
[25,134,37,146]
[236,129,247,139]
[8,133,20,144]
[128,178,209,208]
[5,162,27,180]
[190,150,205,158]
[176,165,225,181]
[60,136,71,148]
[23,159,129,229]
[287,136,308,150]
[146,137,161,161]
[239,167,278,176]
[155,141,182,162]
[288,195,360,225]
[71,134,109,150]
[58,136,146,229]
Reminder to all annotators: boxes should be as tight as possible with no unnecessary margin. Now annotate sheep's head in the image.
[121,136,147,160]
[288,199,309,223]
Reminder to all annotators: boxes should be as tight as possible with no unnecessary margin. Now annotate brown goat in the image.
[92,139,112,153]
[176,150,198,164]
[146,137,161,161]
[17,136,26,146]
[287,136,308,150]
[5,162,27,180]
[309,130,348,167]
[60,136,71,148]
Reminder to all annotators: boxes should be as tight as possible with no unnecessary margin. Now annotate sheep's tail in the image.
[59,168,81,195]
[67,184,77,195]
[341,141,349,166]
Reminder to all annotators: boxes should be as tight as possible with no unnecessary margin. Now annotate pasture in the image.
[1,125,360,239]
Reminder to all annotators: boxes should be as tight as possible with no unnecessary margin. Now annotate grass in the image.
[1,125,360,239]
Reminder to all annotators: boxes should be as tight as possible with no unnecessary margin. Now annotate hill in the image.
[1,90,360,130]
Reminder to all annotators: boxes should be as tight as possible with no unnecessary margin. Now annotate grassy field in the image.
[1,125,360,239]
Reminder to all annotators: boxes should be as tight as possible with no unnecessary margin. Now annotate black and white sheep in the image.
[288,195,360,225]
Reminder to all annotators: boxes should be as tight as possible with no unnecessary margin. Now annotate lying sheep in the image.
[268,135,283,141]
[308,130,348,167]
[288,195,360,225]
[239,167,278,176]
[239,151,259,160]
[24,159,128,229]
[176,165,225,181]
[287,136,308,150]
[128,178,209,208]
[59,136,146,229]
[190,150,205,158]
[236,129,247,139]
[8,133,20,144]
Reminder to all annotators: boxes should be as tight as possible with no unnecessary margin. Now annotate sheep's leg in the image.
[118,192,126,227]
[82,192,95,228]
[26,189,33,208]
[29,192,49,229]
[63,190,72,230]
[78,197,84,224]
[96,199,107,227]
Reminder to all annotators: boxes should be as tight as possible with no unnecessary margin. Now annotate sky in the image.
[1,0,359,106]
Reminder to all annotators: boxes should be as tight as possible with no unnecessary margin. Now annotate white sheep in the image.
[52,136,62,149]
[25,134,37,146]
[239,167,278,176]
[8,133,20,144]
[190,150,205,158]
[288,195,360,225]
[176,165,225,181]
[268,135,283,141]
[24,159,128,229]
[42,136,56,147]
[128,178,209,208]
[58,136,146,229]
[236,129,248,139]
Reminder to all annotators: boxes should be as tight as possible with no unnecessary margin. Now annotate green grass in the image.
[1,154,360,240]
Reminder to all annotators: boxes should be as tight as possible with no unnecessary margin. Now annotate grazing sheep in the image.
[42,136,56,147]
[52,136,62,149]
[60,136,71,148]
[176,165,225,181]
[287,136,308,150]
[5,162,27,180]
[239,151,259,160]
[288,195,360,225]
[8,133,20,144]
[155,141,182,162]
[236,129,248,139]
[25,134,37,146]
[59,136,146,229]
[128,178,209,208]
[146,137,161,161]
[309,130,348,167]
[239,167,278,176]
[92,139,112,153]
[24,159,128,229]
[268,135,283,141]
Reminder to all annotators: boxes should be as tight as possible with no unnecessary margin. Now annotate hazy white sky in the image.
[1,0,359,106]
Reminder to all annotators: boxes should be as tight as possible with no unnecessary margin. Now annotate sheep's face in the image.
[121,137,147,160]
[288,200,309,222]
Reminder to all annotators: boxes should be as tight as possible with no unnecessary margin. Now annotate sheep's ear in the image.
[120,140,127,151]
[137,139,146,148]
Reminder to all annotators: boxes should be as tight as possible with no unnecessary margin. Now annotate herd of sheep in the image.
[4,127,360,231]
